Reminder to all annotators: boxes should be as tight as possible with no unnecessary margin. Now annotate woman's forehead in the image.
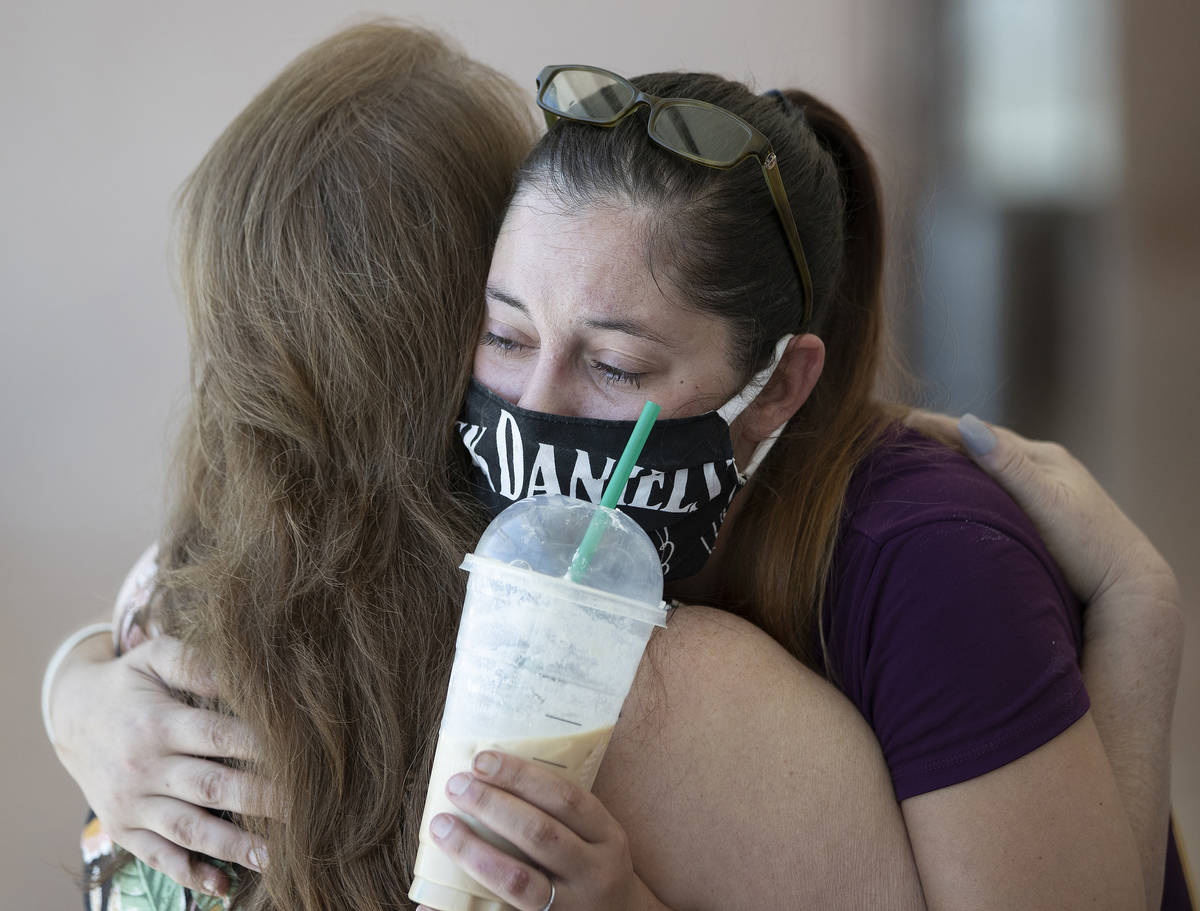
[491,189,688,326]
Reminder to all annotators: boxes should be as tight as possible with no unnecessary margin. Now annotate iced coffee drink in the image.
[408,494,668,911]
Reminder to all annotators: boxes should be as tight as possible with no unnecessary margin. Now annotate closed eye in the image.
[592,360,645,389]
[479,330,528,353]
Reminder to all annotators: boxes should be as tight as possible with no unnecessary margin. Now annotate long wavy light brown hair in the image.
[152,22,534,909]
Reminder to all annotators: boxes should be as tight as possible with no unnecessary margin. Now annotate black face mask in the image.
[456,379,748,581]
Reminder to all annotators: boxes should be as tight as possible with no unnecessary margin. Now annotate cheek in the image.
[471,345,527,405]
[656,371,742,420]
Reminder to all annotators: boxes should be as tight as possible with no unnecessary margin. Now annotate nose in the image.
[517,355,580,417]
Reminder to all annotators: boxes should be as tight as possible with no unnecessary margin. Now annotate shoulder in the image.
[832,426,1079,651]
[631,605,854,721]
[830,427,1081,672]
[597,604,926,909]
[826,428,1090,799]
[842,425,1049,554]
[612,603,887,824]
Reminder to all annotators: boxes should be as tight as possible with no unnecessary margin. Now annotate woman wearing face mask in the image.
[43,45,1185,911]
[431,67,1190,910]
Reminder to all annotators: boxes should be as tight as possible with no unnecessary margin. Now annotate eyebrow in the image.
[486,285,676,349]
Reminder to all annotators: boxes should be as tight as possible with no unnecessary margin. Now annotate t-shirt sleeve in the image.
[854,519,1090,801]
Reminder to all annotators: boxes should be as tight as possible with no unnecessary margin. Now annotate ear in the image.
[730,334,825,465]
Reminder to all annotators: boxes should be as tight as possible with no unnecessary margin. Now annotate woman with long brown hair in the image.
[49,20,535,909]
[42,28,1185,911]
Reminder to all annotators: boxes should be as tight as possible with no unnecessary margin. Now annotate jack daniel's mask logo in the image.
[457,379,744,581]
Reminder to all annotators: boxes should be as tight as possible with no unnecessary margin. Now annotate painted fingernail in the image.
[447,773,471,796]
[431,814,454,838]
[958,413,997,458]
[473,751,500,775]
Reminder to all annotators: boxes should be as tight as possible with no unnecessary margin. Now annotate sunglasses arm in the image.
[761,158,815,327]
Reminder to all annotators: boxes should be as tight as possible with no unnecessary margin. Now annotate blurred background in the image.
[3,0,1196,901]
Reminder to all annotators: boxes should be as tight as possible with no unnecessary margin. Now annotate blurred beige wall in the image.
[1,0,1194,904]
[1117,0,1200,879]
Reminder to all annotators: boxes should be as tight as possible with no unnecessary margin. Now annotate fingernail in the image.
[958,413,996,458]
[447,773,471,796]
[201,878,218,896]
[247,845,267,871]
[473,751,500,775]
[431,814,454,838]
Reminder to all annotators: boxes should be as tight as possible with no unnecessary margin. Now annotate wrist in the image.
[1089,559,1181,624]
[42,623,114,749]
[1083,575,1184,682]
[1096,529,1178,601]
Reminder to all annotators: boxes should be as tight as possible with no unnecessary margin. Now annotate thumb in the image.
[132,635,220,700]
[956,414,1046,517]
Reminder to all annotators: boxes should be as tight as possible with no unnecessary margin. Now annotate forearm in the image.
[1081,565,1183,911]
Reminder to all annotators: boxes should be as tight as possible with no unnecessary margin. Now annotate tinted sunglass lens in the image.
[543,69,635,122]
[653,104,752,164]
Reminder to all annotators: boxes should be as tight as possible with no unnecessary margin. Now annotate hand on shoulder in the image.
[905,410,1179,607]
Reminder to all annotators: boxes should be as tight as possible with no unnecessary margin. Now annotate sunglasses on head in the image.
[536,64,814,328]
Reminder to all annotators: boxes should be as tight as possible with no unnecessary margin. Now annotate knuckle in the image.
[199,768,224,805]
[469,781,492,814]
[502,761,526,793]
[521,816,557,849]
[556,780,585,816]
[228,835,254,866]
[152,712,178,747]
[121,754,147,779]
[502,863,534,899]
[440,821,468,856]
[143,849,165,872]
[170,813,197,848]
[1041,440,1068,461]
[133,711,163,745]
[991,445,1023,477]
[205,716,229,755]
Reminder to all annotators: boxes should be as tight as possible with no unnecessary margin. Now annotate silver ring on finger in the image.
[538,879,556,911]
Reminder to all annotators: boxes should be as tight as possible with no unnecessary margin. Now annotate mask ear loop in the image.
[716,333,796,482]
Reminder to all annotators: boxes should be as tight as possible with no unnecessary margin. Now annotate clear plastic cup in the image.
[409,494,668,911]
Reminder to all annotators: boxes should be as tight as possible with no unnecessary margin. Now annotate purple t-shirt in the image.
[823,427,1192,909]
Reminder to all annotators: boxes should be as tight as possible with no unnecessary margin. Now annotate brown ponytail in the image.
[716,91,901,671]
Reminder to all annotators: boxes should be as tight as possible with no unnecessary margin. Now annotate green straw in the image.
[568,400,660,582]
